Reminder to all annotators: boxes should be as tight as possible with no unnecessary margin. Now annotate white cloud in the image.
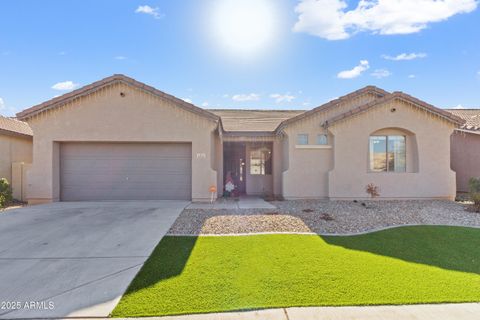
[371,69,391,79]
[232,93,260,102]
[114,56,127,60]
[58,51,67,56]
[337,60,369,79]
[293,0,477,40]
[453,104,465,109]
[0,98,4,111]
[182,98,193,103]
[201,101,209,107]
[408,74,416,78]
[270,93,295,103]
[51,81,79,91]
[382,52,427,61]
[135,5,164,19]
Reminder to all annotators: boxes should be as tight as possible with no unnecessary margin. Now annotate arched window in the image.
[368,128,418,173]
[369,135,406,172]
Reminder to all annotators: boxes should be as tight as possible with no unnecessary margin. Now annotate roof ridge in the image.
[325,92,464,127]
[208,109,306,112]
[16,74,220,122]
[275,85,390,132]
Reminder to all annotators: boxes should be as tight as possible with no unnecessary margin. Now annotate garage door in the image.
[60,143,192,201]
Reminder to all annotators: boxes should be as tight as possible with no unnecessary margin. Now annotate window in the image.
[297,134,309,145]
[316,134,328,145]
[250,147,272,175]
[369,135,406,172]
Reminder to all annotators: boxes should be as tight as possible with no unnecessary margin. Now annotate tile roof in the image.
[275,85,390,132]
[17,74,220,122]
[0,116,33,137]
[209,109,304,132]
[325,92,465,127]
[445,109,480,131]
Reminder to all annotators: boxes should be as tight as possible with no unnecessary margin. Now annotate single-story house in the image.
[0,116,33,201]
[447,109,480,193]
[15,74,465,204]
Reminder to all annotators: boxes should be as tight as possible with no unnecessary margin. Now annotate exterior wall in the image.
[0,134,32,184]
[451,131,480,192]
[25,82,218,204]
[281,93,376,199]
[214,132,223,196]
[328,100,456,199]
[11,162,31,201]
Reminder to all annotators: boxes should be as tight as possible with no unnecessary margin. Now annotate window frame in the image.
[297,134,309,145]
[316,134,328,145]
[369,135,406,173]
[249,147,272,176]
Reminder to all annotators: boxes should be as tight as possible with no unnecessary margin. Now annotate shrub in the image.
[366,183,380,199]
[468,177,480,213]
[0,178,13,208]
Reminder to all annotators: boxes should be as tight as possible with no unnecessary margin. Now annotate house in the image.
[446,109,480,193]
[16,74,464,204]
[0,116,33,201]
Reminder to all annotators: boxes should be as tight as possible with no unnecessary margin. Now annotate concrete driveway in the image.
[0,201,188,319]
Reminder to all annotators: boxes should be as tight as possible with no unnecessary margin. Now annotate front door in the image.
[223,142,246,195]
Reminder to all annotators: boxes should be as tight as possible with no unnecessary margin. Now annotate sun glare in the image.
[208,0,280,60]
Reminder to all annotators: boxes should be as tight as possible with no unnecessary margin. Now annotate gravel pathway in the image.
[167,200,480,235]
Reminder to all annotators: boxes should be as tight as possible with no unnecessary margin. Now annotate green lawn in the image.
[112,226,480,317]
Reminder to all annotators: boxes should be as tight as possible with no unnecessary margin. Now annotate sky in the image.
[1,0,480,117]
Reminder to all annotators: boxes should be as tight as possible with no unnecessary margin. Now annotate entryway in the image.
[222,141,273,197]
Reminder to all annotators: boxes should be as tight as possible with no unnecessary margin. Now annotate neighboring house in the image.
[446,109,480,193]
[16,75,464,204]
[0,116,33,200]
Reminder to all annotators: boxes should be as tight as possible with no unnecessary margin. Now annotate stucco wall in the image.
[25,82,218,203]
[451,131,480,193]
[328,100,456,199]
[0,134,32,183]
[281,93,376,199]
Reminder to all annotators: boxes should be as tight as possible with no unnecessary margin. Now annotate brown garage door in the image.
[60,143,192,201]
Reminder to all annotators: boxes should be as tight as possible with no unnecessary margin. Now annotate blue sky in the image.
[1,0,479,117]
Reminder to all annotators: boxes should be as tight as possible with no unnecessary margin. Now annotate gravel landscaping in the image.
[167,200,480,235]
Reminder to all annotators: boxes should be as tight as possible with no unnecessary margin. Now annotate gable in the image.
[275,86,389,133]
[325,92,465,128]
[17,74,220,123]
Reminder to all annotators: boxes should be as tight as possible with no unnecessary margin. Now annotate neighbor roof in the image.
[326,92,465,127]
[445,109,480,131]
[209,109,304,132]
[17,74,220,122]
[0,116,33,137]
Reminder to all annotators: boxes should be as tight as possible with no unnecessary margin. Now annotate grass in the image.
[111,226,480,317]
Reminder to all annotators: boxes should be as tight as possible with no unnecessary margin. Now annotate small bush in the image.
[366,183,380,199]
[468,177,480,213]
[0,178,13,208]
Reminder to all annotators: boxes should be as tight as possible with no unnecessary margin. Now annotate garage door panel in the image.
[60,143,192,201]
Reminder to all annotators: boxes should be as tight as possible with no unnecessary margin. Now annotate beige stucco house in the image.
[447,109,480,193]
[15,74,465,204]
[0,116,33,201]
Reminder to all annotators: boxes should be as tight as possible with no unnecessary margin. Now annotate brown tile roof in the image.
[445,109,480,131]
[326,92,465,127]
[275,85,390,132]
[16,74,220,122]
[210,109,304,132]
[0,116,33,137]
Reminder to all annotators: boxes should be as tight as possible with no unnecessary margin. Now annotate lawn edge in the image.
[166,223,480,237]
